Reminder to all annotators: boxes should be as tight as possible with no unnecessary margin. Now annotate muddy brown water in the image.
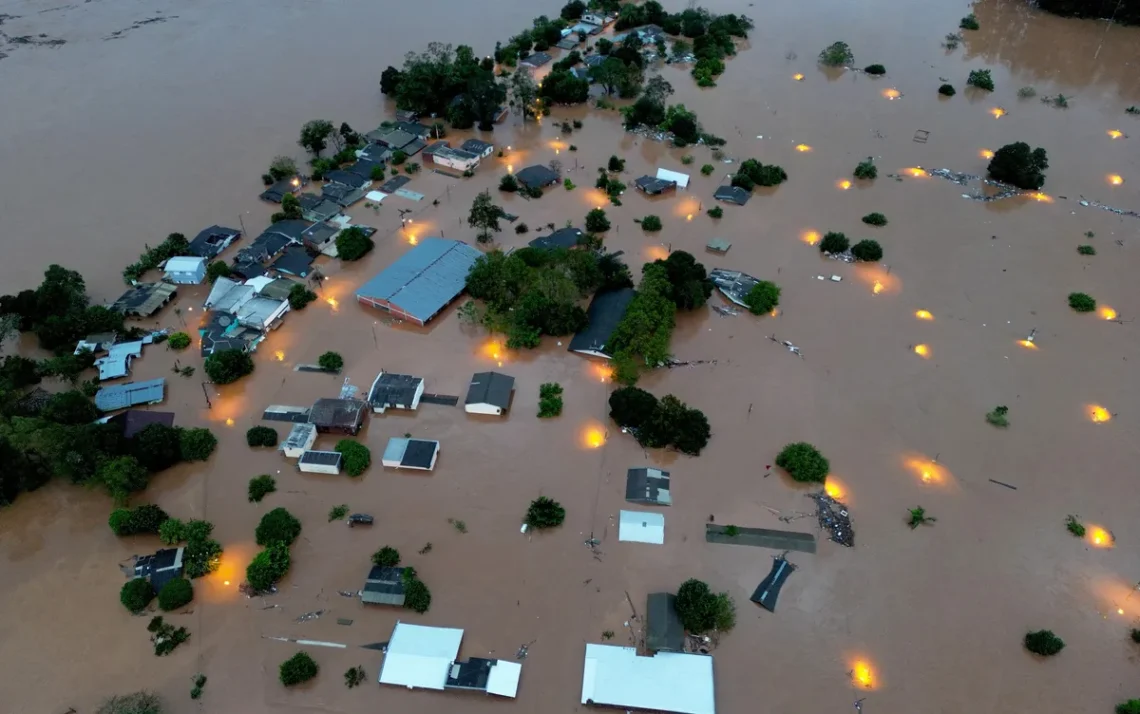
[2,0,1140,712]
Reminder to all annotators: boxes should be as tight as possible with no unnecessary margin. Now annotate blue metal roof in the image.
[95,378,166,412]
[356,238,480,323]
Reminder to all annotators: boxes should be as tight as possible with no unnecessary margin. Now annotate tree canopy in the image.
[204,348,254,384]
[608,387,711,455]
[468,191,507,244]
[987,142,1049,190]
[336,226,374,261]
[256,507,302,547]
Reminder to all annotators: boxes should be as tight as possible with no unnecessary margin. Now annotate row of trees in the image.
[247,507,302,592]
[380,43,506,130]
[122,233,194,285]
[0,265,131,353]
[463,246,633,349]
[608,386,711,455]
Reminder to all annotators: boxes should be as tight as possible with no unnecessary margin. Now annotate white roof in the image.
[165,256,206,272]
[244,275,275,293]
[656,168,691,189]
[379,622,464,690]
[619,510,665,544]
[581,644,715,714]
[486,660,523,698]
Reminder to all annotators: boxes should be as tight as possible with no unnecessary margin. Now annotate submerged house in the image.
[259,177,303,203]
[361,566,408,606]
[133,547,185,591]
[580,644,714,714]
[270,245,316,278]
[460,138,494,158]
[110,282,178,317]
[618,510,666,544]
[709,269,760,307]
[634,175,678,195]
[520,51,553,69]
[235,296,289,331]
[515,165,560,190]
[528,227,582,250]
[464,371,514,416]
[567,288,635,358]
[713,185,750,206]
[109,410,175,439]
[625,467,672,506]
[163,256,207,285]
[279,423,317,459]
[188,225,241,259]
[198,311,265,356]
[356,238,481,326]
[95,378,166,412]
[297,194,343,223]
[646,593,685,653]
[308,398,367,435]
[382,437,440,471]
[378,622,522,698]
[298,450,343,475]
[368,371,425,413]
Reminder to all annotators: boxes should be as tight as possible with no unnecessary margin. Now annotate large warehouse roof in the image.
[356,238,480,324]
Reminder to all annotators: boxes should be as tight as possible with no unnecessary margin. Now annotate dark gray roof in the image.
[266,219,309,242]
[515,165,560,189]
[521,52,553,67]
[362,566,407,605]
[299,450,343,467]
[465,371,515,409]
[751,556,795,612]
[198,311,262,355]
[460,139,493,154]
[229,260,266,280]
[368,372,423,409]
[401,439,438,469]
[112,410,175,439]
[259,178,300,204]
[356,238,481,324]
[567,288,635,357]
[646,593,685,652]
[345,158,385,181]
[395,121,432,137]
[188,225,241,258]
[584,54,605,67]
[634,175,676,194]
[110,282,178,317]
[423,140,449,157]
[325,170,369,189]
[446,658,495,690]
[528,227,582,250]
[378,175,411,194]
[709,269,760,307]
[271,245,316,277]
[301,222,338,248]
[372,129,417,150]
[134,547,184,591]
[308,398,367,429]
[321,182,365,207]
[625,467,672,505]
[95,379,166,412]
[714,185,751,205]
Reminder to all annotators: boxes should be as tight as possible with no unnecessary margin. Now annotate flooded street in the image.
[2,0,1140,712]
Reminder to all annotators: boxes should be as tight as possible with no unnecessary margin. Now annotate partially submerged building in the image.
[95,378,165,412]
[618,510,665,544]
[378,622,522,698]
[520,51,553,69]
[163,256,208,285]
[361,566,408,606]
[297,194,343,223]
[528,227,582,250]
[270,245,317,278]
[308,398,367,435]
[298,450,343,475]
[133,547,185,591]
[646,593,685,653]
[188,225,241,259]
[713,185,750,206]
[356,238,481,326]
[367,371,425,413]
[460,138,494,158]
[382,437,440,471]
[634,175,678,195]
[110,282,178,317]
[656,167,691,189]
[567,288,635,358]
[626,467,672,506]
[464,371,514,416]
[431,146,481,172]
[198,311,265,356]
[709,269,760,307]
[515,165,560,190]
[259,177,303,203]
[279,423,317,458]
[94,339,146,381]
[109,410,175,439]
[580,644,714,714]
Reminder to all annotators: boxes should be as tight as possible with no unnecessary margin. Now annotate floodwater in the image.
[2,0,1140,712]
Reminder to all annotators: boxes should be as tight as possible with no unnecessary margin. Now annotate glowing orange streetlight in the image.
[795,144,812,152]
[1089,405,1111,423]
[882,88,901,100]
[326,297,338,309]
[801,230,821,245]
[850,659,877,689]
[1017,340,1038,350]
[824,477,846,500]
[913,344,930,357]
[990,107,1006,118]
[1088,526,1113,548]
[581,424,606,449]
[905,167,927,177]
[837,179,852,190]
[1099,306,1117,320]
[274,350,285,361]
[1107,129,1123,139]
[793,73,804,81]
[225,418,234,427]
[1029,192,1053,203]
[593,363,614,382]
[915,310,933,320]
[980,149,995,159]
[1108,174,1124,186]
[872,280,884,295]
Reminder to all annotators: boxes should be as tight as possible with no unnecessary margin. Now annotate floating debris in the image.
[712,305,740,317]
[808,491,854,547]
[296,610,324,622]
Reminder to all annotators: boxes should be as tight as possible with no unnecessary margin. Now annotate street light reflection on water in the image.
[581,423,606,449]
[849,658,878,689]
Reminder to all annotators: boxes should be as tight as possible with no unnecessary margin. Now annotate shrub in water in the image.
[246,426,278,448]
[280,652,319,686]
[121,578,155,613]
[985,405,1009,427]
[987,141,1049,189]
[701,164,715,176]
[372,546,400,567]
[318,351,344,372]
[775,442,830,483]
[853,157,877,180]
[960,13,979,30]
[538,382,564,418]
[248,474,277,503]
[1064,515,1085,537]
[167,332,191,350]
[707,206,723,219]
[864,64,886,75]
[743,281,781,315]
[526,496,566,529]
[585,208,611,232]
[335,440,371,476]
[1077,245,1095,255]
[1118,700,1140,714]
[938,83,956,96]
[515,223,529,234]
[850,239,883,262]
[404,578,432,613]
[499,174,518,192]
[157,577,193,611]
[967,69,994,91]
[1068,292,1095,312]
[862,212,887,226]
[1024,629,1064,656]
[818,41,854,67]
[255,507,302,547]
[246,542,291,592]
[641,215,663,232]
[819,231,850,254]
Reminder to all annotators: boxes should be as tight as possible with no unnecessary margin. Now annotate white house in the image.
[581,644,714,714]
[279,423,316,459]
[163,256,207,284]
[382,437,440,471]
[618,510,665,544]
[582,12,608,25]
[432,146,481,172]
[298,450,343,474]
[656,167,691,189]
[378,621,522,698]
[460,139,495,159]
[235,296,289,331]
[368,371,425,414]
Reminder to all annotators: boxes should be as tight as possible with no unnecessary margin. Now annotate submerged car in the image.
[347,513,374,527]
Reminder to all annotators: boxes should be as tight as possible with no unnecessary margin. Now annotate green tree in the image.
[269,155,298,181]
[499,174,519,192]
[113,504,169,535]
[743,281,781,315]
[98,456,149,503]
[675,578,722,632]
[299,120,335,156]
[131,423,183,472]
[336,226,374,261]
[157,577,193,611]
[280,193,302,220]
[335,440,371,476]
[988,142,1049,189]
[967,68,994,91]
[1068,292,1096,312]
[247,541,292,592]
[938,83,956,96]
[510,69,538,121]
[404,578,432,613]
[538,382,564,418]
[288,284,317,310]
[850,239,883,262]
[121,578,155,613]
[775,442,830,483]
[853,157,878,180]
[158,518,185,545]
[42,390,99,424]
[654,251,713,310]
[205,260,231,284]
[372,546,400,567]
[167,332,191,350]
[279,651,319,686]
[525,496,566,529]
[182,522,222,578]
[256,507,302,547]
[862,212,888,226]
[1024,629,1064,656]
[538,69,590,104]
[318,351,344,371]
[468,190,507,243]
[641,215,663,232]
[561,0,586,19]
[248,474,277,503]
[819,41,853,66]
[96,691,162,714]
[204,348,254,384]
[1117,701,1140,714]
[585,208,611,233]
[820,232,850,254]
[109,509,133,536]
[609,386,659,430]
[179,428,217,461]
[246,426,278,448]
[732,158,787,191]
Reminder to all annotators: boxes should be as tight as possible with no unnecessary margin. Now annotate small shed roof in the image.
[713,185,750,205]
[656,168,690,189]
[111,282,178,317]
[378,622,465,690]
[528,227,582,250]
[362,566,407,606]
[634,175,677,194]
[465,372,515,409]
[515,165,560,189]
[111,410,175,439]
[568,288,635,357]
[618,510,665,544]
[300,450,343,468]
[308,398,367,429]
[625,467,672,505]
[646,593,685,653]
[521,51,553,67]
[383,437,440,469]
[581,644,714,714]
[165,256,207,274]
[706,238,731,253]
[356,238,481,324]
[325,170,369,189]
[280,423,316,451]
[460,138,493,154]
[95,379,166,412]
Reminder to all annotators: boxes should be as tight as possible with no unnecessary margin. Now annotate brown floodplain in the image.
[2,0,1140,713]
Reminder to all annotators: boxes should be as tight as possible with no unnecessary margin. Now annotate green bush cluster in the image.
[967,69,994,91]
[743,281,781,315]
[862,212,888,226]
[819,41,854,66]
[247,541,292,592]
[538,382,564,418]
[525,496,566,529]
[1024,629,1064,656]
[121,578,156,613]
[336,227,374,261]
[256,507,302,547]
[248,475,277,503]
[372,546,400,567]
[851,239,884,262]
[318,351,344,372]
[335,440,371,476]
[288,284,317,310]
[167,332,191,350]
[987,142,1049,190]
[157,577,194,611]
[280,651,319,686]
[122,233,192,284]
[938,83,956,96]
[853,157,878,180]
[731,158,788,191]
[775,442,830,483]
[246,426,278,447]
[1068,292,1096,312]
[819,232,850,254]
[675,578,736,633]
[608,387,711,455]
[204,348,254,385]
[640,215,663,232]
[109,504,169,536]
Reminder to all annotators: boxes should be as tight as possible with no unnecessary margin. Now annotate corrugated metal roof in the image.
[581,644,714,714]
[568,288,635,357]
[465,372,514,408]
[618,510,665,544]
[356,238,480,323]
[95,378,165,412]
[379,622,465,690]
